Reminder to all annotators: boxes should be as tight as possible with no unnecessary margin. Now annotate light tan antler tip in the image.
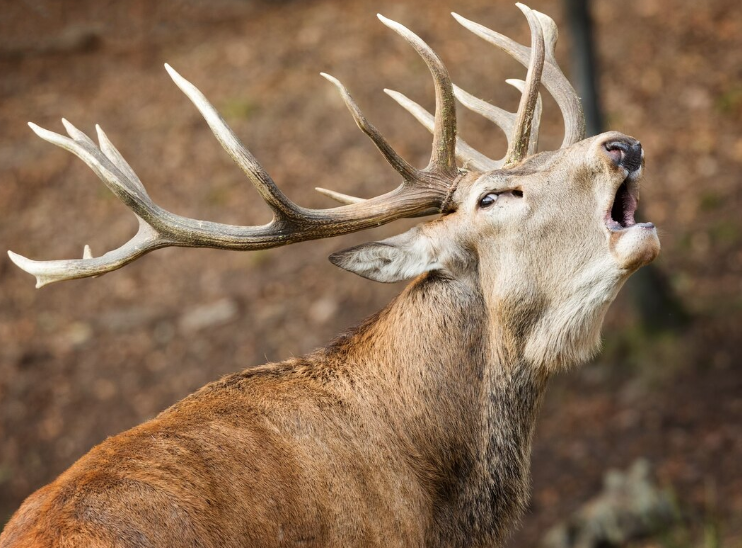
[163,63,183,84]
[450,12,468,24]
[515,3,533,16]
[383,88,409,105]
[83,245,93,260]
[315,187,364,205]
[505,79,525,90]
[320,73,350,97]
[26,122,59,143]
[450,12,484,37]
[7,251,44,288]
[319,72,338,84]
[376,13,402,30]
[7,249,22,265]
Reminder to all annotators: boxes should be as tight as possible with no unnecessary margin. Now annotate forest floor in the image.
[0,0,740,546]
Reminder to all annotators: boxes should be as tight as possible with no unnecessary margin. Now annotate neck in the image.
[328,273,549,546]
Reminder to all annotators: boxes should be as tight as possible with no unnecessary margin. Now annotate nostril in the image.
[605,142,625,165]
[604,140,642,172]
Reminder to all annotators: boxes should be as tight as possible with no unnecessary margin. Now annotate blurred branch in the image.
[564,0,603,136]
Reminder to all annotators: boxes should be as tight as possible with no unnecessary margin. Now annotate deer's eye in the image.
[479,193,499,208]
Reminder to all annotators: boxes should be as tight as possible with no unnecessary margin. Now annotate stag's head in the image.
[8,4,658,367]
[329,7,660,367]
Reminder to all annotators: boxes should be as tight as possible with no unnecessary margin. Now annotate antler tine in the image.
[506,79,542,156]
[452,7,585,149]
[314,187,364,205]
[533,10,559,67]
[27,121,152,212]
[383,88,499,171]
[96,124,147,195]
[502,4,545,166]
[314,186,440,219]
[164,64,303,222]
[452,81,541,157]
[8,224,162,288]
[377,14,457,177]
[61,118,96,147]
[319,73,420,182]
[453,84,514,135]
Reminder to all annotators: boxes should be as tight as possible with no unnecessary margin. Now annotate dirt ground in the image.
[0,0,740,545]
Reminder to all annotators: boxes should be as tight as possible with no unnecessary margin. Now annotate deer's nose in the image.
[604,139,643,172]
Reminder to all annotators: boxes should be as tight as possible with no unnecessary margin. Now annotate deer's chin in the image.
[609,222,660,271]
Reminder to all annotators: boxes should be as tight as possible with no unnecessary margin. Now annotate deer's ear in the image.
[329,228,441,283]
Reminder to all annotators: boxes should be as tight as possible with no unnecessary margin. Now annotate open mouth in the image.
[604,176,640,231]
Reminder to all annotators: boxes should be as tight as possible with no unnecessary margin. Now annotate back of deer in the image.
[2,352,439,546]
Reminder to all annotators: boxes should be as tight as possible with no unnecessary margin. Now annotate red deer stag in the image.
[2,4,659,547]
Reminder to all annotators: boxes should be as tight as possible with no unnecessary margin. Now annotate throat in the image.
[523,273,623,371]
[431,356,549,547]
[476,361,549,544]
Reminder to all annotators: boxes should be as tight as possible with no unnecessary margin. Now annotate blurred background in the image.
[0,0,740,545]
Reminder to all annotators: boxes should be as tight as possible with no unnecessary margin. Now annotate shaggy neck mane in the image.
[323,273,549,546]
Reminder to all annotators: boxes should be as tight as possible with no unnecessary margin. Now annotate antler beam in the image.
[9,17,460,288]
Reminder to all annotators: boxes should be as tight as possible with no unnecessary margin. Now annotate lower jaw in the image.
[609,223,661,270]
[605,220,655,232]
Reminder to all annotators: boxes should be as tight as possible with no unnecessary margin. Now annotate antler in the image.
[9,5,586,287]
[388,4,584,168]
[451,5,585,150]
[384,79,542,171]
[9,16,459,288]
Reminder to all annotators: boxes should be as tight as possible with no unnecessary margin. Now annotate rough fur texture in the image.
[1,276,541,547]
